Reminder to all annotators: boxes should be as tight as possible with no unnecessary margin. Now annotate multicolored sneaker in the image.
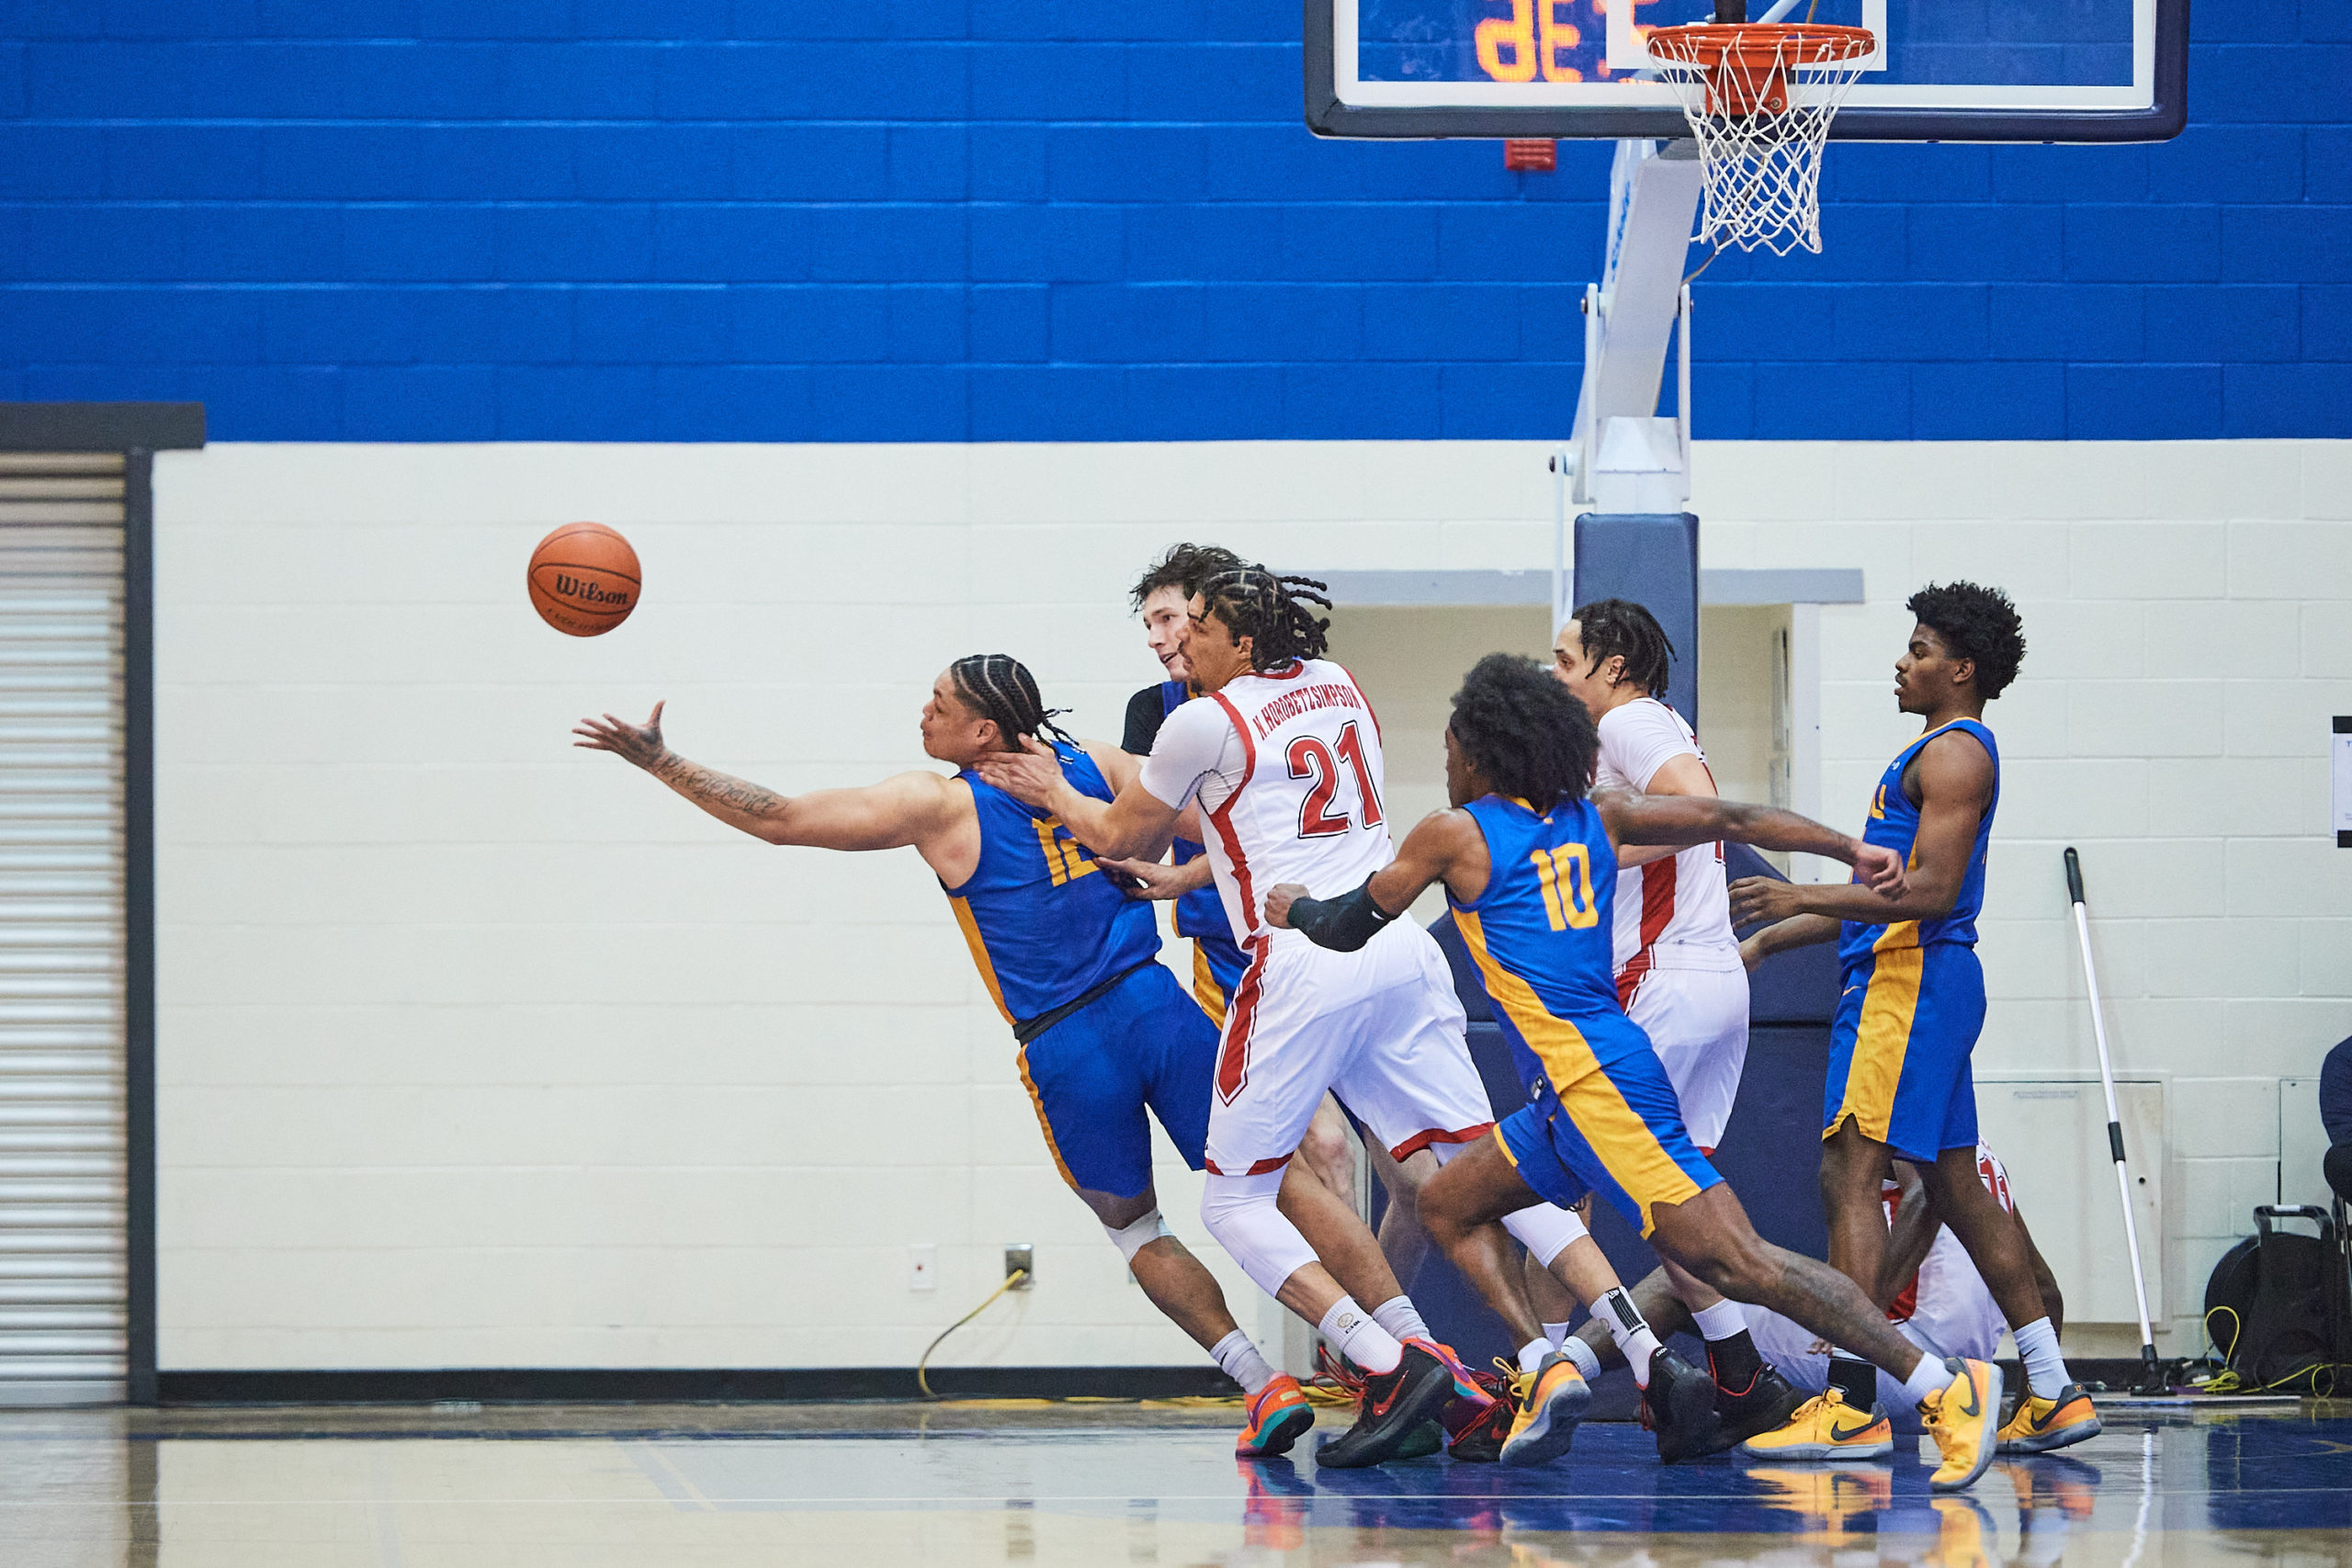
[1499,1350,1592,1468]
[1738,1387,1894,1461]
[1236,1372,1315,1459]
[1996,1382,2101,1455]
[1641,1348,1725,1463]
[1440,1363,1516,1463]
[1919,1357,2003,1493]
[1315,1343,1457,1470]
[1404,1337,1499,1413]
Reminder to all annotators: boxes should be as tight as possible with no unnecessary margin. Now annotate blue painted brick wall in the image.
[0,4,2343,441]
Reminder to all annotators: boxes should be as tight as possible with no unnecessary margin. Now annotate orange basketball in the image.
[527,523,640,637]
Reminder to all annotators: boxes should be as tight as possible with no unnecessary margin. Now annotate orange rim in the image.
[1643,22,1875,72]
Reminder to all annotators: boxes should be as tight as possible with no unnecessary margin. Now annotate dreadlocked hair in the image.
[1197,567,1334,671]
[1906,581,2026,698]
[1449,653,1600,811]
[947,654,1076,751]
[1568,597,1676,697]
[1129,541,1247,612]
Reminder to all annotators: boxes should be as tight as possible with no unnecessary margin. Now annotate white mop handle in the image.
[2066,846,2157,1352]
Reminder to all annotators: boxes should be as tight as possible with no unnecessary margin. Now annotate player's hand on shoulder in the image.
[572,700,668,770]
[968,734,1063,805]
[1262,883,1308,929]
[1727,874,1802,928]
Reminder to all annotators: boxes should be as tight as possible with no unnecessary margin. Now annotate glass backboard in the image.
[1307,0,2188,142]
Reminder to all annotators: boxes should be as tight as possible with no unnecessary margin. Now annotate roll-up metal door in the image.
[0,453,126,1404]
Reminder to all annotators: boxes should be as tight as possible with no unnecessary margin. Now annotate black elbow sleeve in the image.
[1288,878,1397,953]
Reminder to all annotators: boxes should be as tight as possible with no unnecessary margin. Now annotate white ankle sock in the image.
[1518,1336,1552,1375]
[1689,1299,1747,1343]
[1318,1296,1403,1376]
[1542,1319,1573,1349]
[1562,1337,1602,1382]
[1369,1295,1430,1346]
[1597,1288,1664,1389]
[1900,1352,1951,1407]
[1210,1329,1276,1395]
[2012,1316,2072,1398]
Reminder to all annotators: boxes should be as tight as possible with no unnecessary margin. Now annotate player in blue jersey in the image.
[1265,654,2008,1492]
[1733,582,2098,1460]
[575,653,1335,1457]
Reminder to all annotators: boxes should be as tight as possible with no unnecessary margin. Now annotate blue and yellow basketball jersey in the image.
[946,743,1160,1027]
[1156,679,1233,944]
[1446,794,1645,1093]
[1838,718,2000,968]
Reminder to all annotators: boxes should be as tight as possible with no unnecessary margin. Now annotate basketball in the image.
[527,522,640,637]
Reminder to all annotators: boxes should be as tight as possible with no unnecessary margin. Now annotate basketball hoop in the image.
[1644,23,1875,257]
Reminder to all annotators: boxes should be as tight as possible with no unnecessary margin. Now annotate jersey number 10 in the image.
[1288,721,1385,840]
[1530,844,1599,931]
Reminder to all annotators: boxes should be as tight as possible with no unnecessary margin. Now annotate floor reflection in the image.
[0,1404,2346,1568]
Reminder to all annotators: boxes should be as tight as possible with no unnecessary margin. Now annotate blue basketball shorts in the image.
[1494,1008,1724,1239]
[1016,961,1217,1200]
[1825,941,1986,1163]
[1184,931,1250,1030]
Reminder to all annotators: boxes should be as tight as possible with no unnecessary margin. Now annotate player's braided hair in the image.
[1568,597,1677,697]
[1905,581,2027,699]
[1196,567,1334,671]
[1448,653,1600,810]
[947,654,1076,751]
[1129,542,1247,612]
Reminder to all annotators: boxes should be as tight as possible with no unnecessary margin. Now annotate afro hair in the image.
[1448,653,1599,810]
[1905,581,2027,699]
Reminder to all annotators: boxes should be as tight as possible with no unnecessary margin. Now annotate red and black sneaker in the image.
[1441,1363,1517,1463]
[1702,1361,1809,1455]
[1315,1343,1457,1470]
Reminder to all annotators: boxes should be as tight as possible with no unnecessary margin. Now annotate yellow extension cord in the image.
[915,1269,1029,1399]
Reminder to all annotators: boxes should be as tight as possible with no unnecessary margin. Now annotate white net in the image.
[1645,24,1874,257]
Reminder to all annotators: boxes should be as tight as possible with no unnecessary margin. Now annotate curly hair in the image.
[1905,581,2027,699]
[1129,542,1246,612]
[1567,597,1677,698]
[1448,653,1600,810]
[947,654,1076,750]
[1197,567,1334,671]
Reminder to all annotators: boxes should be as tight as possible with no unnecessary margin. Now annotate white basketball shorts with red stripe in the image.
[1622,960,1749,1152]
[1204,919,1494,1177]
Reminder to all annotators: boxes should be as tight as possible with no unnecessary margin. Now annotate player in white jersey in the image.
[1545,597,1808,1453]
[976,569,1678,1469]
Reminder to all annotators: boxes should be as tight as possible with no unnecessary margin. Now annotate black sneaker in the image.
[1315,1344,1456,1470]
[1640,1348,1724,1464]
[1701,1361,1810,1456]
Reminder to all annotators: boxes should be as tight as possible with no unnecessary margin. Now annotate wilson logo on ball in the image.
[527,523,641,637]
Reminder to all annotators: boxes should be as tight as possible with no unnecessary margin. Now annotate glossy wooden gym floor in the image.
[7,1400,2349,1568]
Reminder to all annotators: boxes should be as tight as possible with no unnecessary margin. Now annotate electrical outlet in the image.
[1004,1244,1034,1289]
[909,1244,938,1292]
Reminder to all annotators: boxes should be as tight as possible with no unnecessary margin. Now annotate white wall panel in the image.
[153,438,2352,1368]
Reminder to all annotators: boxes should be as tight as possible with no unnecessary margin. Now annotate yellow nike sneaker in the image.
[1996,1381,2102,1454]
[1918,1357,2003,1492]
[1738,1387,1894,1461]
[1498,1351,1591,1468]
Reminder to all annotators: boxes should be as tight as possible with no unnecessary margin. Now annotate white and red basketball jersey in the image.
[1884,1141,2013,1355]
[1595,697,1742,1001]
[1136,658,1390,946]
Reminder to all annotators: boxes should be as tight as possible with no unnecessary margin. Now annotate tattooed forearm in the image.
[653,753,786,818]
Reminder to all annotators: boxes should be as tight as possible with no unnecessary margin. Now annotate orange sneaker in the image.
[1236,1372,1314,1459]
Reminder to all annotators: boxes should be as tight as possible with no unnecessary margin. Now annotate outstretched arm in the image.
[1727,729,1990,931]
[1264,807,1481,949]
[1595,788,1905,891]
[576,702,962,852]
[1739,911,1843,969]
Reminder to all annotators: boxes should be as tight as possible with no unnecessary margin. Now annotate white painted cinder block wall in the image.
[152,439,2352,1370]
